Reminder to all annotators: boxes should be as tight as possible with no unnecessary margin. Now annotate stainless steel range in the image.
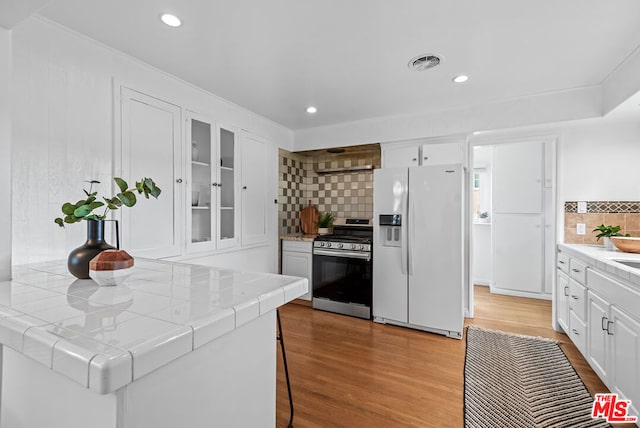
[312,219,373,319]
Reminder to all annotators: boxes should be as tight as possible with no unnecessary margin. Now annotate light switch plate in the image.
[577,201,587,213]
[577,223,586,235]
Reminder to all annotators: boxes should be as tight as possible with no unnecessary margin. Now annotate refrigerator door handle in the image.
[408,189,414,276]
[400,184,408,276]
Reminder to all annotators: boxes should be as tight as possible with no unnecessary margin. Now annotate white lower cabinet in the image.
[587,290,610,382]
[610,306,640,419]
[282,241,313,300]
[557,246,640,425]
[556,271,570,332]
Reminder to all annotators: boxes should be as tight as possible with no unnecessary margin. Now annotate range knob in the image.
[358,244,364,250]
[337,243,343,249]
[326,242,332,248]
[319,242,325,247]
[350,244,356,250]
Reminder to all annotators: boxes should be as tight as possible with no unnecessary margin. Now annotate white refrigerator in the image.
[373,165,465,338]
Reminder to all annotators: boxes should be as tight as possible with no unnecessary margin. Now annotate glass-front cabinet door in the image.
[187,112,214,252]
[216,125,239,249]
[186,112,239,253]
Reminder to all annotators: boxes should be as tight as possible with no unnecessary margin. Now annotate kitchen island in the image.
[0,259,307,428]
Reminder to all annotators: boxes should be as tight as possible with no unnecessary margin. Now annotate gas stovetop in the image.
[313,218,373,252]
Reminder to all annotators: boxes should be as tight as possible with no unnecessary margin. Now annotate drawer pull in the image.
[572,268,581,273]
[571,295,579,300]
[558,260,566,264]
[606,321,614,336]
[601,316,608,331]
[572,329,580,336]
[563,286,569,297]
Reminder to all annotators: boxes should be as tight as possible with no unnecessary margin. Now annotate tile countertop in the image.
[558,243,640,288]
[0,259,307,394]
[280,234,317,242]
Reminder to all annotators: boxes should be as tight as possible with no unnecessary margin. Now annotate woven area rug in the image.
[464,326,611,428]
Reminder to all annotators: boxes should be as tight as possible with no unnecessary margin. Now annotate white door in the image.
[610,306,640,419]
[408,165,464,335]
[282,250,312,300]
[420,142,463,166]
[493,141,543,214]
[492,213,543,293]
[587,291,610,382]
[120,87,182,258]
[241,132,268,246]
[216,125,240,249]
[556,271,570,332]
[372,168,408,323]
[382,146,420,168]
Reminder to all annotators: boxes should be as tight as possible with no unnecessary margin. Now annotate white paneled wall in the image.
[11,17,292,272]
[0,28,11,279]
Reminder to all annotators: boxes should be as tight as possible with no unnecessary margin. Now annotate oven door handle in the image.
[313,249,371,261]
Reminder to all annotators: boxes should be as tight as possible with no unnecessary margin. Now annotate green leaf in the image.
[73,205,93,218]
[61,203,76,215]
[114,177,128,193]
[85,214,98,220]
[86,196,96,204]
[118,191,137,207]
[85,180,101,184]
[54,218,65,227]
[136,181,144,193]
[107,203,118,210]
[88,201,104,211]
[75,199,87,209]
[83,189,90,197]
[64,214,79,224]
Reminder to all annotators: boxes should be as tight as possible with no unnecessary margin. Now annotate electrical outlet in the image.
[577,223,586,235]
[577,201,587,214]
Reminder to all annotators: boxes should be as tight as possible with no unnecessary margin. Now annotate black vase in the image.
[67,220,115,279]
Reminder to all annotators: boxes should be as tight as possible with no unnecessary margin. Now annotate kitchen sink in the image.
[612,259,640,269]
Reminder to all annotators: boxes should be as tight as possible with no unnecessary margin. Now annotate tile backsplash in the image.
[279,147,381,235]
[564,201,640,244]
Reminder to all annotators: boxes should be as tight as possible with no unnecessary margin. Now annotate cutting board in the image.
[300,201,319,234]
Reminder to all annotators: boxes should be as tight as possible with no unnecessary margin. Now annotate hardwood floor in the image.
[275,286,610,427]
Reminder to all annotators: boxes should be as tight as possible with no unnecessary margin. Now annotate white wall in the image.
[559,117,640,202]
[11,17,293,272]
[0,28,11,280]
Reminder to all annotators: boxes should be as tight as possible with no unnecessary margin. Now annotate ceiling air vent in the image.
[408,54,443,71]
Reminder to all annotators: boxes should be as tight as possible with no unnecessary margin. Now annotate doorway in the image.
[468,137,557,318]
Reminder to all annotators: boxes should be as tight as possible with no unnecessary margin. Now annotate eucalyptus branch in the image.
[54,177,161,228]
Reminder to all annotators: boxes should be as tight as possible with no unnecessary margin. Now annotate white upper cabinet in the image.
[382,141,464,168]
[186,113,240,253]
[119,87,183,258]
[420,142,463,166]
[241,132,268,246]
[493,141,543,214]
[216,125,240,249]
[382,145,420,168]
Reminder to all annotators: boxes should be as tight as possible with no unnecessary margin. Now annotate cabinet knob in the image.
[606,320,614,336]
[243,186,247,190]
[176,178,183,183]
[571,329,580,336]
[563,286,569,296]
[423,157,428,160]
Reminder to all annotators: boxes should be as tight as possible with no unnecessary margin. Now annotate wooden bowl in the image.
[609,236,640,253]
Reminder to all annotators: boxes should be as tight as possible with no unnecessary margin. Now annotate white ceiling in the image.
[35,0,640,130]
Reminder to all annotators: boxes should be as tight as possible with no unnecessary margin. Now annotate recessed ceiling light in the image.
[306,106,317,114]
[160,13,182,27]
[453,74,469,83]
